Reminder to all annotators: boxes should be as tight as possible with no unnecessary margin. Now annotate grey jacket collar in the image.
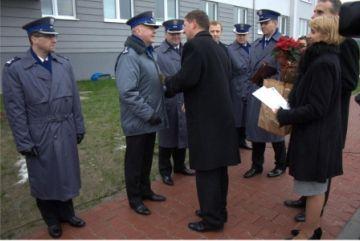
[22,48,64,69]
[125,35,147,55]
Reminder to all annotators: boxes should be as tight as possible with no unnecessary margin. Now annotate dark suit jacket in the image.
[165,31,240,171]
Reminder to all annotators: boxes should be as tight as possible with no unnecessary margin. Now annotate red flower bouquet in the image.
[273,36,302,83]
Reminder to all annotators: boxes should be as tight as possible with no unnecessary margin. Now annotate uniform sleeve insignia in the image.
[5,57,21,66]
[122,47,129,54]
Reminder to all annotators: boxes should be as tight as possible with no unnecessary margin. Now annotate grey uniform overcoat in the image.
[155,41,187,148]
[2,49,85,201]
[115,36,168,136]
[245,31,284,142]
[228,41,251,127]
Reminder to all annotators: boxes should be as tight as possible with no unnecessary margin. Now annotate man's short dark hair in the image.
[210,20,223,31]
[319,0,342,14]
[185,10,210,31]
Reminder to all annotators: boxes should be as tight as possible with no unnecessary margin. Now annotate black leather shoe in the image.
[284,199,306,209]
[174,168,195,176]
[243,168,262,178]
[132,203,151,215]
[67,216,86,227]
[239,141,252,150]
[48,224,62,239]
[294,212,306,222]
[161,175,174,186]
[267,168,285,177]
[143,193,166,201]
[188,221,223,232]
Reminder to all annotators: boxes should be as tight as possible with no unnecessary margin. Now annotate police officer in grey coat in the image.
[115,11,168,216]
[228,24,253,150]
[243,10,287,179]
[155,19,195,186]
[2,17,86,238]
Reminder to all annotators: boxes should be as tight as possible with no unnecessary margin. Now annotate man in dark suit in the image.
[165,10,240,232]
[209,21,228,54]
[284,0,360,224]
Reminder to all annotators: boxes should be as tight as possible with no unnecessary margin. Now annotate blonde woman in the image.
[276,15,343,239]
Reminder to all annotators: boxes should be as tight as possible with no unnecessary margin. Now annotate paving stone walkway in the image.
[26,98,360,239]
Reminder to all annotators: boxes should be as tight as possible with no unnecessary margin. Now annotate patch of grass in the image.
[0,79,167,238]
[353,80,360,94]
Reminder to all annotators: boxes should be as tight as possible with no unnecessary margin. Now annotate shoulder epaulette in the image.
[54,53,70,61]
[121,47,129,54]
[5,57,21,67]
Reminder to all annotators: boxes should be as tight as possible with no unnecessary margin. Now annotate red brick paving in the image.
[26,98,360,239]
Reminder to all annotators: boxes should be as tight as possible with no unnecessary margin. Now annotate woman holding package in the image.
[276,15,343,239]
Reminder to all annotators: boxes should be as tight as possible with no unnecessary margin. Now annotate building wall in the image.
[1,0,316,85]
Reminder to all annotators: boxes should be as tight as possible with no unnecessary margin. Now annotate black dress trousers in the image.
[36,199,75,226]
[236,127,247,146]
[124,133,156,207]
[158,147,186,176]
[196,166,228,228]
[251,141,286,171]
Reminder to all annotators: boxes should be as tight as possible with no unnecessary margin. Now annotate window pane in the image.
[104,0,116,19]
[242,9,247,23]
[120,0,132,19]
[208,2,216,20]
[41,0,53,15]
[167,0,176,19]
[155,0,164,22]
[58,0,74,16]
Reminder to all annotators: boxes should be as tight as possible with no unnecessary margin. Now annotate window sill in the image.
[300,0,312,4]
[104,18,128,23]
[42,14,79,21]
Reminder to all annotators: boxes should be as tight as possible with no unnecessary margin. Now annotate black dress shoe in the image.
[267,168,285,177]
[243,168,262,178]
[67,216,86,227]
[188,221,223,232]
[143,193,166,201]
[161,175,174,185]
[284,199,306,209]
[48,224,62,239]
[132,203,151,215]
[294,212,306,222]
[174,168,195,176]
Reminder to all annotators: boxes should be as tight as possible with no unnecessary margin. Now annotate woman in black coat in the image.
[276,15,343,239]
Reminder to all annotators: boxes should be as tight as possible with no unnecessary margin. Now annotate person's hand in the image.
[148,113,162,126]
[272,107,279,114]
[20,147,39,157]
[77,133,84,144]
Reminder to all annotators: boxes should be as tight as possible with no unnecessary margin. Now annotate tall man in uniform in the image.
[2,17,86,238]
[243,9,287,179]
[155,19,195,186]
[115,11,168,216]
[164,10,240,232]
[228,24,253,151]
[284,0,360,224]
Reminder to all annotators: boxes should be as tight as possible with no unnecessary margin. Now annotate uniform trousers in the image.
[125,132,156,207]
[251,141,286,171]
[36,199,75,226]
[196,166,228,228]
[158,147,186,177]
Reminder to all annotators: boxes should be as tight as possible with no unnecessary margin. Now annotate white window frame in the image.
[155,0,179,24]
[104,0,134,23]
[204,1,218,21]
[279,15,289,36]
[235,7,247,24]
[41,0,78,20]
[299,18,310,37]
[300,0,312,4]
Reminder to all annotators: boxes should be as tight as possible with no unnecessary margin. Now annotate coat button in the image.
[54,135,57,139]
